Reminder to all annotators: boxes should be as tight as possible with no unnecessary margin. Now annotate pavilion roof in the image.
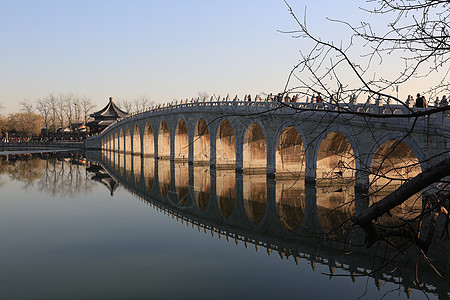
[90,97,128,119]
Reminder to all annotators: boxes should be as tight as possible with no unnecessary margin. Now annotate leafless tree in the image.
[132,94,153,113]
[80,96,96,125]
[20,100,34,114]
[198,91,210,101]
[282,0,450,259]
[36,98,51,130]
[117,98,133,114]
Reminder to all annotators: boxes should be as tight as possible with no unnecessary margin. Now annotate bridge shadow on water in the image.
[86,150,450,300]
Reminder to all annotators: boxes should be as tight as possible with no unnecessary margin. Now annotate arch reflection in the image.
[316,183,355,240]
[216,169,236,218]
[143,156,155,191]
[276,179,305,231]
[243,174,267,225]
[174,162,189,206]
[158,159,171,198]
[132,154,141,186]
[125,153,132,180]
[193,166,210,212]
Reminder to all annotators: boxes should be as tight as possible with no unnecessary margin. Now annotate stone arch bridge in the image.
[86,99,450,189]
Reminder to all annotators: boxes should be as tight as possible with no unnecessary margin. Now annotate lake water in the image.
[0,151,446,299]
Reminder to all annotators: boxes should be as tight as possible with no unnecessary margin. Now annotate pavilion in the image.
[87,97,129,134]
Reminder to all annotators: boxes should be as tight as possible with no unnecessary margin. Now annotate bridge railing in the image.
[98,98,450,136]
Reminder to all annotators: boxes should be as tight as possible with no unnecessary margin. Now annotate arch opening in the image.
[276,126,305,178]
[158,120,171,159]
[216,119,236,169]
[125,126,132,154]
[118,129,124,154]
[316,131,355,182]
[243,123,267,174]
[133,125,141,155]
[174,119,189,161]
[193,118,210,164]
[369,140,422,222]
[113,131,118,152]
[143,123,154,157]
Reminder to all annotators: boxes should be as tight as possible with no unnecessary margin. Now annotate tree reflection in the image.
[0,153,94,197]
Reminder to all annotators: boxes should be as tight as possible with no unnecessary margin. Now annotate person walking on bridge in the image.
[415,93,427,108]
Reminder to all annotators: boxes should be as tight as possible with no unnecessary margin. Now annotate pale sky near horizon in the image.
[0,0,440,114]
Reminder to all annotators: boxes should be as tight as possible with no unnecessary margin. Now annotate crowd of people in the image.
[239,92,447,108]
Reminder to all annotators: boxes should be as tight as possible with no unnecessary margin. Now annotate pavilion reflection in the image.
[216,169,236,218]
[193,166,210,212]
[243,174,267,225]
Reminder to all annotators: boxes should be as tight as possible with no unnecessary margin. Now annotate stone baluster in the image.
[375,95,382,106]
[350,94,357,107]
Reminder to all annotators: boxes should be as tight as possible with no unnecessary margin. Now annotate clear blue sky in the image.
[0,0,432,114]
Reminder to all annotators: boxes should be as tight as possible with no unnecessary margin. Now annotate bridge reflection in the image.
[88,150,449,300]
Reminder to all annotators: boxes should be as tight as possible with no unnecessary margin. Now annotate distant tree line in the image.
[0,94,156,138]
[0,93,96,138]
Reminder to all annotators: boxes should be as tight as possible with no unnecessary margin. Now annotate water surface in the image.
[0,152,445,299]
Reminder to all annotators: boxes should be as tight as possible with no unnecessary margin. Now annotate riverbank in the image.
[0,141,84,150]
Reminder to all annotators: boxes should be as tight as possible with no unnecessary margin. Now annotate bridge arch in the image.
[274,125,306,178]
[314,127,358,181]
[118,128,125,154]
[365,134,426,174]
[158,119,171,159]
[174,116,189,161]
[216,119,236,169]
[367,136,423,221]
[193,117,210,164]
[132,124,141,155]
[113,131,118,152]
[314,127,357,240]
[143,122,155,157]
[125,126,132,154]
[242,121,268,174]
